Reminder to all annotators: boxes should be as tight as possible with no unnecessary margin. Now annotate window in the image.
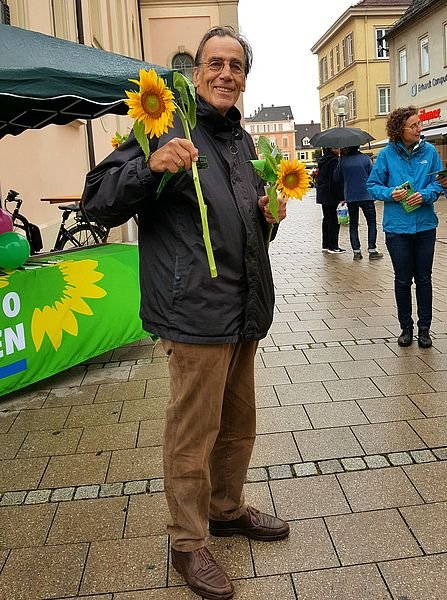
[90,0,104,48]
[399,48,407,85]
[283,152,290,160]
[321,104,331,129]
[335,44,340,71]
[420,36,429,76]
[329,49,334,77]
[300,152,306,160]
[347,90,356,120]
[172,53,194,80]
[50,0,76,41]
[0,0,10,24]
[375,28,389,58]
[302,136,310,146]
[319,56,328,84]
[342,33,354,67]
[378,87,390,114]
[283,137,288,147]
[444,23,447,66]
[277,123,283,131]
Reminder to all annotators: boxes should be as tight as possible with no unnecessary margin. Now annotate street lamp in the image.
[331,95,349,127]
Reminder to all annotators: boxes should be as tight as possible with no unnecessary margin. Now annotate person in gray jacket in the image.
[82,26,288,600]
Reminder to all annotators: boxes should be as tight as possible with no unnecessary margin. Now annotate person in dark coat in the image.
[82,26,289,600]
[335,146,383,261]
[316,147,345,253]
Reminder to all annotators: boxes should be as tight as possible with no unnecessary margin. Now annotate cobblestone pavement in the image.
[1,189,447,599]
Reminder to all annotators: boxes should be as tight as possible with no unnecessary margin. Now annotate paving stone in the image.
[364,454,390,469]
[293,564,392,600]
[323,377,382,401]
[149,479,164,493]
[0,491,27,506]
[337,467,423,512]
[74,485,100,500]
[270,475,350,520]
[250,432,300,467]
[51,487,75,502]
[408,416,447,448]
[94,380,146,403]
[245,467,269,482]
[125,493,170,538]
[256,405,311,434]
[77,422,139,453]
[65,402,122,428]
[251,519,339,576]
[80,536,167,595]
[410,449,436,463]
[136,419,164,447]
[268,465,292,479]
[306,400,368,428]
[40,452,110,489]
[120,397,168,422]
[0,457,48,493]
[400,502,447,554]
[0,503,56,549]
[17,428,82,458]
[294,427,363,462]
[319,459,344,474]
[433,447,447,459]
[123,480,148,495]
[0,543,88,599]
[0,431,27,459]
[403,461,447,502]
[107,446,163,483]
[275,381,332,405]
[47,496,128,544]
[388,452,413,466]
[25,489,52,504]
[293,462,318,477]
[0,411,19,434]
[379,554,447,600]
[358,396,425,423]
[352,422,426,455]
[9,407,70,433]
[43,384,98,407]
[409,392,447,417]
[326,509,422,565]
[341,457,367,471]
[99,482,124,497]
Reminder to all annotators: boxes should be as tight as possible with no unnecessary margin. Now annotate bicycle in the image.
[2,190,109,253]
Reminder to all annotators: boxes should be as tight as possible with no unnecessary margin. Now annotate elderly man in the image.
[82,26,288,600]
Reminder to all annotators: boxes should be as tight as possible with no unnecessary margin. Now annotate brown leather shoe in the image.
[171,546,234,600]
[209,506,290,541]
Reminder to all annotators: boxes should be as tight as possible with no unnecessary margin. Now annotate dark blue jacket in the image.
[316,152,343,206]
[334,151,373,202]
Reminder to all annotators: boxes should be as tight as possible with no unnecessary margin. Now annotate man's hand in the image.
[148,138,199,173]
[258,195,287,224]
[405,192,423,207]
[391,188,408,202]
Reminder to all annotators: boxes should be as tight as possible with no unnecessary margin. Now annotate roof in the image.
[355,0,409,5]
[245,105,294,122]
[387,0,439,36]
[295,123,321,147]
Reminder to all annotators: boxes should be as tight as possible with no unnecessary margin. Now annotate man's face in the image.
[193,35,246,116]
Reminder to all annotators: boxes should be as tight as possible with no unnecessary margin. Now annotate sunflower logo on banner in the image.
[124,69,217,279]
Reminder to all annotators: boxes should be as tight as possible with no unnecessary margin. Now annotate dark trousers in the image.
[347,201,378,251]
[385,228,436,330]
[321,204,340,250]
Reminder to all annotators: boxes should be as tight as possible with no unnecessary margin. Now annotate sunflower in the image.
[125,69,176,138]
[276,159,310,200]
[31,259,106,352]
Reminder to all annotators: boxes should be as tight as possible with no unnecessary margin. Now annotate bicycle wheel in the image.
[56,224,108,251]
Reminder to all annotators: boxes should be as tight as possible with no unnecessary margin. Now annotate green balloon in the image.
[0,231,31,270]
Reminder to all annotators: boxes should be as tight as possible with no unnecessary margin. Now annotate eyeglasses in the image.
[197,59,245,76]
[404,123,423,131]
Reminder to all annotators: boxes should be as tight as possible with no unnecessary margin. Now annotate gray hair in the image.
[194,26,253,76]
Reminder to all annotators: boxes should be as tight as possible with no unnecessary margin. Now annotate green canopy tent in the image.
[0,23,174,139]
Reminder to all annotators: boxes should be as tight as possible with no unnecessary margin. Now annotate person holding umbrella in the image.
[367,106,443,348]
[315,147,345,253]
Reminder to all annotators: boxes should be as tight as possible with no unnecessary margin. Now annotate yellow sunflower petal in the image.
[276,159,310,200]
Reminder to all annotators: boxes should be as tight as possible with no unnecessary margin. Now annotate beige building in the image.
[310,0,410,147]
[244,105,295,160]
[0,0,239,248]
[386,0,447,165]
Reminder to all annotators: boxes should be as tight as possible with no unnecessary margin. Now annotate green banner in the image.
[0,243,148,397]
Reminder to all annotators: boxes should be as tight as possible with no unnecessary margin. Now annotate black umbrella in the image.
[0,24,174,139]
[309,127,375,148]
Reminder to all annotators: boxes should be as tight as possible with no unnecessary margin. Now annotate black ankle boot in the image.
[418,328,432,348]
[398,328,413,347]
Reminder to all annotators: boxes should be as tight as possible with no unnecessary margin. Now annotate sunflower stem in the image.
[176,105,217,278]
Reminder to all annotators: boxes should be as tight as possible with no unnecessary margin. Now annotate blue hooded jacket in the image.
[366,138,443,234]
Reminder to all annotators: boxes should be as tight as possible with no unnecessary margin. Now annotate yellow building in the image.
[311,0,410,146]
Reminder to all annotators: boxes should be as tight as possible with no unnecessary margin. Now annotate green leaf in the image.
[257,136,273,158]
[173,72,197,129]
[249,159,277,184]
[133,120,150,161]
[156,171,176,198]
[266,184,279,222]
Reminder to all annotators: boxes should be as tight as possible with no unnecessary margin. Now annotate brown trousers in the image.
[161,339,258,551]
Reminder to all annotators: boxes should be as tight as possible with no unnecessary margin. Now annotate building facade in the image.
[295,121,321,165]
[311,0,410,146]
[387,0,447,165]
[244,105,295,160]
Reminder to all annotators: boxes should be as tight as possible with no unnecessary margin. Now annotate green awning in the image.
[0,24,174,138]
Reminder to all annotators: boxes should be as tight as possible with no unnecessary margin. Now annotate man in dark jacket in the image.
[316,147,345,253]
[82,26,288,600]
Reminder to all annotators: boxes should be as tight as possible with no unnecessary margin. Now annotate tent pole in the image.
[75,0,96,169]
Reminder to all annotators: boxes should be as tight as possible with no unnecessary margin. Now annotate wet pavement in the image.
[1,188,447,599]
